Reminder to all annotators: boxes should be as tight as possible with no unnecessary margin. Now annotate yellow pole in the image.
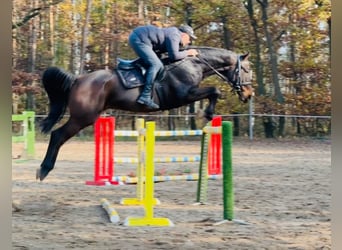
[120,118,146,205]
[120,119,158,206]
[124,121,174,226]
[144,121,155,219]
[136,118,145,201]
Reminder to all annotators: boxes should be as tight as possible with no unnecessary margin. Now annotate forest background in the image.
[11,0,331,138]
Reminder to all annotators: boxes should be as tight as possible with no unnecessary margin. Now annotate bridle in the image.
[197,54,252,94]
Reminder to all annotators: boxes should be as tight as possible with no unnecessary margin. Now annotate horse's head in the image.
[226,52,254,103]
[194,47,254,103]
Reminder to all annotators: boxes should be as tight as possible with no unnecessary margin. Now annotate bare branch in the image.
[12,0,64,29]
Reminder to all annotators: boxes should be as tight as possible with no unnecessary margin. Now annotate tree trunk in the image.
[327,16,331,57]
[111,1,119,67]
[27,0,37,73]
[49,4,55,64]
[263,117,275,138]
[233,112,240,136]
[257,0,284,103]
[257,0,285,139]
[168,109,176,130]
[183,2,195,129]
[278,116,285,137]
[103,0,110,69]
[189,103,196,130]
[244,0,264,95]
[296,119,301,135]
[79,0,92,74]
[12,28,17,68]
[26,0,39,110]
[69,0,80,73]
[138,0,144,21]
[221,16,232,50]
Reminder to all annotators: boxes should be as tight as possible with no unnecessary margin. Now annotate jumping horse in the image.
[37,46,253,181]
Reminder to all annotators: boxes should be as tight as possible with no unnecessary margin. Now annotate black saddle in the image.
[116,54,174,89]
[116,58,146,89]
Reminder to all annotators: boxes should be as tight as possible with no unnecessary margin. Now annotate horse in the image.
[37,46,254,181]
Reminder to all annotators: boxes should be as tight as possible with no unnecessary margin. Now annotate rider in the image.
[128,24,199,109]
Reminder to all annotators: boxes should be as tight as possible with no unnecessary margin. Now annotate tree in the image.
[256,0,284,104]
[79,0,92,74]
[243,0,264,96]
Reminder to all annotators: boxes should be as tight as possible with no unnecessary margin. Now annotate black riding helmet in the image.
[178,24,197,40]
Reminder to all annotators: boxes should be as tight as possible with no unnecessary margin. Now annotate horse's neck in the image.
[162,48,236,80]
[198,48,235,68]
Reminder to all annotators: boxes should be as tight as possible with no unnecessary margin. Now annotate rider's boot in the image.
[137,81,159,109]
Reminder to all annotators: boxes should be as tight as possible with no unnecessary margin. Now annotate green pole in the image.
[222,121,233,220]
[196,132,209,203]
[23,111,35,158]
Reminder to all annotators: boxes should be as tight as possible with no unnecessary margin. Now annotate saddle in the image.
[116,58,146,89]
[116,54,174,89]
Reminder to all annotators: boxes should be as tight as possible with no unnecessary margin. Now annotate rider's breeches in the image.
[128,32,164,86]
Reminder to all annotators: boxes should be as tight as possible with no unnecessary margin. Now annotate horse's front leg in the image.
[187,86,221,120]
[37,119,85,181]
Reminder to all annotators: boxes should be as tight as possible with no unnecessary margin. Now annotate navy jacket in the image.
[131,25,188,62]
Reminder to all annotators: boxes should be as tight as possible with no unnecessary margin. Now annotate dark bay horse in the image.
[37,46,253,181]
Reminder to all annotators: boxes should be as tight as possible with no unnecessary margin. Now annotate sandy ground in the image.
[12,138,331,249]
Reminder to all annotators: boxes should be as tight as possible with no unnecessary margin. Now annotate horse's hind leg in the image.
[37,118,90,181]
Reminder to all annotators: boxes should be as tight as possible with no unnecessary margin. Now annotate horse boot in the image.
[137,81,159,109]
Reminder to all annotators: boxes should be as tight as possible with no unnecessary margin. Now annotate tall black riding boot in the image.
[137,81,159,109]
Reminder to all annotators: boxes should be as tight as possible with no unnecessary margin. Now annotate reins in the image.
[196,55,229,83]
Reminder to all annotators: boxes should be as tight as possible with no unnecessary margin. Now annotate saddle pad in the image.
[117,68,145,89]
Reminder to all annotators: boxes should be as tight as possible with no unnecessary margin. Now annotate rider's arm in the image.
[164,32,188,62]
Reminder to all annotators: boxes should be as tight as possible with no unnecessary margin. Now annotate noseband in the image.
[232,56,253,93]
[197,54,252,94]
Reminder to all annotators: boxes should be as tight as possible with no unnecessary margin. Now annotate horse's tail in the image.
[40,66,75,134]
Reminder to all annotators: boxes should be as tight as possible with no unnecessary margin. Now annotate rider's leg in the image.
[137,59,163,109]
[128,34,162,109]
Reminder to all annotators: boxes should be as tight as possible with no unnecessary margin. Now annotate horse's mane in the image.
[165,46,236,70]
[161,46,234,65]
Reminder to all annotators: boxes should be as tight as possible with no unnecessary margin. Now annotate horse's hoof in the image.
[36,168,41,180]
[204,114,213,121]
[36,168,48,181]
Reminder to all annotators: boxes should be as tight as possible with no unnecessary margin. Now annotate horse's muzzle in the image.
[238,92,251,103]
[238,87,254,103]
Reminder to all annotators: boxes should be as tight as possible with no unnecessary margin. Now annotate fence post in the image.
[23,111,35,158]
[222,121,233,221]
[12,111,35,158]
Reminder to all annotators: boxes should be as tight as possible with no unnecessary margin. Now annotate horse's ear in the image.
[240,52,250,61]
